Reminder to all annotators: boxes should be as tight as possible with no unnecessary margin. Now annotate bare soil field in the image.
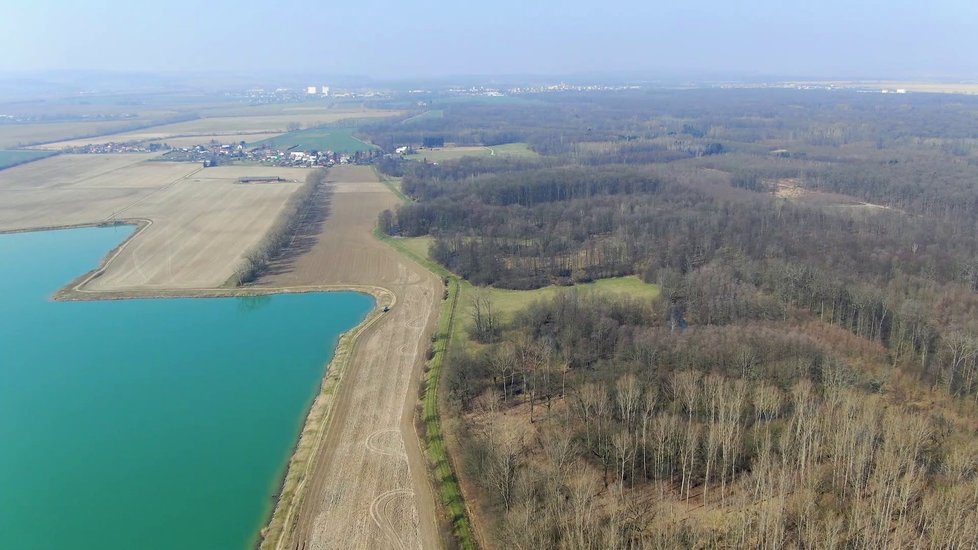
[35,131,286,150]
[37,107,397,150]
[149,132,285,148]
[0,155,307,291]
[0,155,199,231]
[84,174,303,291]
[257,166,442,550]
[155,111,396,135]
[772,178,897,211]
[0,120,146,149]
[200,103,397,118]
[0,153,160,190]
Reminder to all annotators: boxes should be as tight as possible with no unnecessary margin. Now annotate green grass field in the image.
[459,275,660,329]
[392,236,659,326]
[252,127,377,153]
[396,235,433,259]
[405,142,537,162]
[0,149,56,170]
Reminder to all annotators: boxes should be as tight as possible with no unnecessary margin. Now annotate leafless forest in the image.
[369,90,978,548]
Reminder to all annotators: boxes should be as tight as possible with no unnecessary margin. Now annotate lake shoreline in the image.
[4,223,395,548]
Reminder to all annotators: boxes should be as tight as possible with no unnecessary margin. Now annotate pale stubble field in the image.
[0,154,308,290]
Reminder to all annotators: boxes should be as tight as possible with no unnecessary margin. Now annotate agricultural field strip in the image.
[0,154,161,190]
[36,108,400,150]
[85,175,303,290]
[255,167,440,550]
[0,155,306,291]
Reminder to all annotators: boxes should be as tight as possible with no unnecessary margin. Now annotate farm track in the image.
[257,165,442,550]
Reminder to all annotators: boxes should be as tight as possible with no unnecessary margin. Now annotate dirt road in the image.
[258,166,442,550]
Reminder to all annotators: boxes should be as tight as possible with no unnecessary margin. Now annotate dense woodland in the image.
[368,90,978,548]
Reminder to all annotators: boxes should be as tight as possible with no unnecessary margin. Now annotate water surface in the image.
[0,226,373,549]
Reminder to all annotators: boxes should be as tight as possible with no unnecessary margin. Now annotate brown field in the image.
[35,131,287,150]
[200,103,383,117]
[0,153,160,190]
[772,178,896,211]
[153,111,395,134]
[149,132,285,148]
[0,154,307,290]
[37,107,397,150]
[257,166,442,550]
[83,169,307,291]
[0,120,152,149]
[0,155,199,231]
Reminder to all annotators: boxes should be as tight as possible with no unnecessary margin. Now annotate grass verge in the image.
[371,167,411,203]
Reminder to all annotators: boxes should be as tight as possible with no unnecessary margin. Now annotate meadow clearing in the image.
[392,235,659,326]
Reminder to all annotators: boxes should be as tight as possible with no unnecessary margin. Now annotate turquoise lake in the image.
[0,226,373,549]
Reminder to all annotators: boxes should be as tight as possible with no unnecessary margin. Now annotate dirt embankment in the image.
[257,165,443,550]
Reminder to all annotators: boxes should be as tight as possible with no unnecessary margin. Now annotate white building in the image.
[306,86,317,95]
[321,85,330,96]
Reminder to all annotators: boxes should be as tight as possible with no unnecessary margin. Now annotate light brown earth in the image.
[257,166,442,550]
[0,155,307,290]
[35,132,286,150]
[0,154,191,231]
[83,168,309,291]
[772,178,897,212]
[0,119,147,149]
[37,108,399,149]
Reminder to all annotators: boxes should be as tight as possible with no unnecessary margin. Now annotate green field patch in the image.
[252,127,377,153]
[396,236,434,259]
[0,149,56,170]
[392,236,659,325]
[406,142,537,163]
[460,275,660,327]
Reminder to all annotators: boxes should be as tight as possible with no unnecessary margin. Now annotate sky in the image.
[1,0,977,80]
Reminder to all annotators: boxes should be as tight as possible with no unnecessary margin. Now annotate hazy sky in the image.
[2,0,977,79]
